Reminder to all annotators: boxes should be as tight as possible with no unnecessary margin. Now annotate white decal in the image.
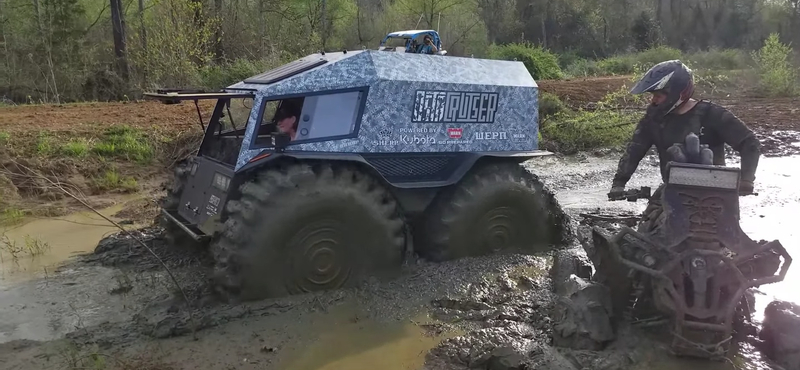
[474,131,508,140]
[412,90,499,123]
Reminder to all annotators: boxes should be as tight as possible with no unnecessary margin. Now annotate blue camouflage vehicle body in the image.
[150,49,568,302]
[226,49,541,163]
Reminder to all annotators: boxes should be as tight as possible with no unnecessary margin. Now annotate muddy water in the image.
[0,201,158,345]
[276,303,461,370]
[738,155,800,321]
[0,203,126,286]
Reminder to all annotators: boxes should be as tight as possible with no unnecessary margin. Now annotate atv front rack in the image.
[603,226,792,359]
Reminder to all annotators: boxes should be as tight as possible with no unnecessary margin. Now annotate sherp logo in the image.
[474,131,507,140]
[412,90,499,124]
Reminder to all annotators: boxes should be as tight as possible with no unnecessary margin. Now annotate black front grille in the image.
[365,156,454,181]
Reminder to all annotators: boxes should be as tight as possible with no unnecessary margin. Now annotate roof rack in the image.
[243,58,328,85]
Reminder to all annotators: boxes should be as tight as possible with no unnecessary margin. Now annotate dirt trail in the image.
[0,101,213,134]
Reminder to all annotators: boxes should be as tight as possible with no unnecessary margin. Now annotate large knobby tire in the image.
[212,162,406,301]
[158,158,204,248]
[416,161,571,262]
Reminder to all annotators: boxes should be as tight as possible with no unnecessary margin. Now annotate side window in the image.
[253,99,299,147]
[294,91,362,141]
[250,90,364,148]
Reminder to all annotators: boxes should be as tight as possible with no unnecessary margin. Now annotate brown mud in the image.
[0,100,213,134]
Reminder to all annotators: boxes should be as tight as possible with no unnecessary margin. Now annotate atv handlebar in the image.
[608,186,651,202]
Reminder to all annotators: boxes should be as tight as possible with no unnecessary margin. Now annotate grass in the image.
[1,207,25,225]
[91,126,154,163]
[92,169,139,192]
[35,132,54,155]
[61,138,91,158]
[0,233,51,260]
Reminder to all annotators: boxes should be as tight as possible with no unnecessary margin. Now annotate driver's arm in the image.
[612,116,654,189]
[709,105,760,185]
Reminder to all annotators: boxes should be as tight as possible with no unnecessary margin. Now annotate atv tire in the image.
[212,162,406,301]
[159,158,204,248]
[416,162,570,262]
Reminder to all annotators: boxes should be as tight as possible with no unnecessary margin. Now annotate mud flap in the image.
[584,226,636,324]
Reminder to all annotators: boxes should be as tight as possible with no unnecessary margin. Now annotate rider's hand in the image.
[739,180,754,196]
[608,186,625,200]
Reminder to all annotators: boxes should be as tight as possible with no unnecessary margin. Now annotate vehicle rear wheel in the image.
[212,162,406,301]
[416,161,571,262]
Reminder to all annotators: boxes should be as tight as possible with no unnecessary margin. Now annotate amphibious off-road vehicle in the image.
[146,49,570,301]
[378,29,447,55]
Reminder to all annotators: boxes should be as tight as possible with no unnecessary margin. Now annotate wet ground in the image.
[0,138,799,369]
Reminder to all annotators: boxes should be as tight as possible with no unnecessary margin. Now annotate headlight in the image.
[667,164,739,190]
[212,172,231,191]
[190,163,198,176]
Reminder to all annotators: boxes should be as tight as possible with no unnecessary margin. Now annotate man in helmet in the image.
[609,60,760,206]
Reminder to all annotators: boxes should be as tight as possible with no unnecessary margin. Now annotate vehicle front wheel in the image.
[211,162,406,301]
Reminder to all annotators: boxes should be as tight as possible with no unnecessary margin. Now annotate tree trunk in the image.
[214,0,224,62]
[110,0,129,80]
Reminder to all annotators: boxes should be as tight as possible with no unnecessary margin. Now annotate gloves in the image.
[608,186,625,200]
[739,180,754,196]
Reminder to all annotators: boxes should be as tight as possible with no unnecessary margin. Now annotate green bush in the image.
[488,42,564,80]
[564,58,603,77]
[200,59,274,90]
[630,46,683,69]
[686,48,750,71]
[557,50,584,69]
[596,57,635,75]
[541,109,638,154]
[539,92,568,118]
[594,46,684,76]
[751,33,798,97]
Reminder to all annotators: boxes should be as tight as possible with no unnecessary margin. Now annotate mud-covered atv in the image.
[146,50,571,302]
[578,134,792,359]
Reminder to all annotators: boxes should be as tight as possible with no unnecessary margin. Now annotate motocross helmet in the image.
[630,60,695,116]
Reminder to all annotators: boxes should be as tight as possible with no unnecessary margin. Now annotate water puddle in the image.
[0,202,132,287]
[276,302,461,370]
[738,155,800,321]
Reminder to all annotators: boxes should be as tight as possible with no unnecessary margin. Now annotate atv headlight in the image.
[212,172,231,192]
[190,163,198,176]
[667,165,739,190]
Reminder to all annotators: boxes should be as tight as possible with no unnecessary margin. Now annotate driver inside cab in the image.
[275,106,299,141]
[418,35,438,54]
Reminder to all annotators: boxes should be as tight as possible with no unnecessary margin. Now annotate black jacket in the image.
[612,100,761,188]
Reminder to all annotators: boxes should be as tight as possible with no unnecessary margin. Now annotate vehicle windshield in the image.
[200,97,254,166]
[382,36,412,50]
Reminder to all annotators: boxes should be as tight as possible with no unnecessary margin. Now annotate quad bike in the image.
[587,134,792,359]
